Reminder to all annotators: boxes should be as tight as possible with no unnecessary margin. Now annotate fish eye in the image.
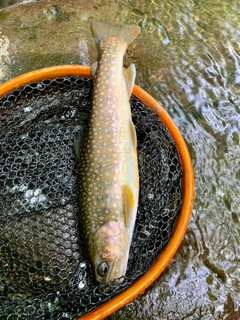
[97,261,109,277]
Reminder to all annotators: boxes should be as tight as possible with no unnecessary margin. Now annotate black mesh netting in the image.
[0,76,182,319]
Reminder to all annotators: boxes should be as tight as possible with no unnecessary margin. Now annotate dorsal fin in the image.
[73,125,87,161]
[92,21,140,46]
[123,64,136,100]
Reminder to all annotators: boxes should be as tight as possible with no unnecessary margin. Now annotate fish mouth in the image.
[111,275,125,284]
[108,260,127,284]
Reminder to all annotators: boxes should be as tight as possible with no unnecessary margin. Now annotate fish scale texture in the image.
[0,76,182,318]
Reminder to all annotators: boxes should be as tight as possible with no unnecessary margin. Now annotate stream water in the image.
[110,1,240,319]
[0,0,240,319]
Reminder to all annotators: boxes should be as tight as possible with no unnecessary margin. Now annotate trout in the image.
[78,21,140,284]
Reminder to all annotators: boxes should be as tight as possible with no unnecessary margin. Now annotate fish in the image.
[77,21,140,284]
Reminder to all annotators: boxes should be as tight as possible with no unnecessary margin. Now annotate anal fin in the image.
[123,64,136,100]
[91,61,98,77]
[129,119,137,150]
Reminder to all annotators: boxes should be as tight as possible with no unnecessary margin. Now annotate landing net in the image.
[0,76,182,319]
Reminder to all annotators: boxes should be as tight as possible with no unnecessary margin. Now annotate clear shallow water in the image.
[1,0,240,319]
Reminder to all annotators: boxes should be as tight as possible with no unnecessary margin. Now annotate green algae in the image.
[0,10,10,21]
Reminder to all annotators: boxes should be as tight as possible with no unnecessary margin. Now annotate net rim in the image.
[0,65,194,319]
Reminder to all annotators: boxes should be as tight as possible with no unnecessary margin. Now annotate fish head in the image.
[91,220,130,284]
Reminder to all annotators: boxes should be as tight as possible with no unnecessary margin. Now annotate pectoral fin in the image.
[123,64,136,100]
[123,184,135,229]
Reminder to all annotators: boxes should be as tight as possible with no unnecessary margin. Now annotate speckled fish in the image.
[78,21,140,284]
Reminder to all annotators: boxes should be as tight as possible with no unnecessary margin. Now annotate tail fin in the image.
[92,21,140,46]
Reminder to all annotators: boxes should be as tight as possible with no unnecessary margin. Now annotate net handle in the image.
[0,65,194,319]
